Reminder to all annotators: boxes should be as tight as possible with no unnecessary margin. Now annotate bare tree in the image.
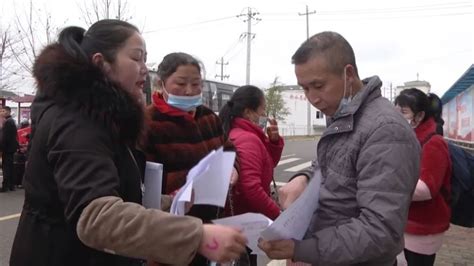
[10,0,57,75]
[78,0,133,26]
[0,23,24,91]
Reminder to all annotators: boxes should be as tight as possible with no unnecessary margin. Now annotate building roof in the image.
[10,94,35,103]
[441,64,474,104]
[0,90,19,98]
[279,85,302,91]
[404,80,431,87]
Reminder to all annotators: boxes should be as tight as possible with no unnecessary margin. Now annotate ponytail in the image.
[58,26,88,63]
[218,85,265,139]
[219,101,234,140]
[428,93,445,135]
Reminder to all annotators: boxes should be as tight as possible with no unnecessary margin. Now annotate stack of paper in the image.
[212,168,322,254]
[170,148,236,215]
[142,162,163,210]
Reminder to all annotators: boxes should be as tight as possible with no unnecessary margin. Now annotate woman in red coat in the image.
[395,88,452,266]
[219,85,284,220]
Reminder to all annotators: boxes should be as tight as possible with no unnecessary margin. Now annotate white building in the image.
[278,85,326,136]
[394,80,431,97]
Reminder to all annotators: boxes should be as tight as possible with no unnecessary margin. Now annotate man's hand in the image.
[266,118,280,142]
[258,238,295,260]
[278,175,308,209]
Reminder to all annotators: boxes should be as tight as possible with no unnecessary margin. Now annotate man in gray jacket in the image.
[258,31,420,265]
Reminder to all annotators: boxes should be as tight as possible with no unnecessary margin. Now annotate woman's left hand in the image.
[266,118,280,142]
[230,167,239,186]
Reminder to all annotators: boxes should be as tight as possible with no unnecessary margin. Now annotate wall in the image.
[444,85,474,143]
[279,89,326,136]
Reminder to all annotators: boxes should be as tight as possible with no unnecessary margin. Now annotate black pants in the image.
[14,152,27,186]
[404,249,436,266]
[2,152,15,190]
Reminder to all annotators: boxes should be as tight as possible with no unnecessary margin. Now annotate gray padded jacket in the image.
[293,76,420,266]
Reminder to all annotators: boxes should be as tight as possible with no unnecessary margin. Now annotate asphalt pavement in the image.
[2,137,473,266]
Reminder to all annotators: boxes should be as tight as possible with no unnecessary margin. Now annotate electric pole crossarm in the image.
[215,57,229,81]
[239,7,260,85]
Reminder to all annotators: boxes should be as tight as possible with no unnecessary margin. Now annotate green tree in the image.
[265,77,290,121]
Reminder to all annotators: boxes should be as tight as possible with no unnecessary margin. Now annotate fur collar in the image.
[33,43,145,145]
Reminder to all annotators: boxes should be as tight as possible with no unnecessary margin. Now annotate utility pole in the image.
[390,82,393,102]
[299,5,316,136]
[238,7,260,85]
[215,57,229,81]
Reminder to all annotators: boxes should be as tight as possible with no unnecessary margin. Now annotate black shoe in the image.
[9,187,16,191]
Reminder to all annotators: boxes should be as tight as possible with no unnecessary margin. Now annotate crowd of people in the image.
[1,19,455,266]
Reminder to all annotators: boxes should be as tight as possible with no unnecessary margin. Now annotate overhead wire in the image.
[143,15,237,33]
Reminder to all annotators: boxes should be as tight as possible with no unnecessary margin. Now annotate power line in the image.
[316,2,471,15]
[226,44,246,62]
[262,10,471,23]
[143,15,236,33]
[221,34,245,58]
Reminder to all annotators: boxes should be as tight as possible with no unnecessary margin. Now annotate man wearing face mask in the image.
[144,52,241,266]
[258,31,421,266]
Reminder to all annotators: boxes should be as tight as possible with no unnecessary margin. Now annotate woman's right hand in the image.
[198,224,247,263]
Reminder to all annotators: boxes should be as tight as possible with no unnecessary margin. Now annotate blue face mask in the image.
[162,85,202,112]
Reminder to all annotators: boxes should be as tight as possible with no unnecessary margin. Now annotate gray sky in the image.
[2,0,473,97]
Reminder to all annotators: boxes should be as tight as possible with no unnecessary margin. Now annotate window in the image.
[316,111,323,119]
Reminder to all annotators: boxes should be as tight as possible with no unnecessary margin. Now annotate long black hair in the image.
[58,19,139,64]
[394,88,444,133]
[219,85,264,139]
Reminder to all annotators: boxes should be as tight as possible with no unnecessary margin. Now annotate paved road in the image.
[1,138,473,266]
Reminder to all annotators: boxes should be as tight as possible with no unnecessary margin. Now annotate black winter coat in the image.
[10,43,146,266]
[1,116,19,153]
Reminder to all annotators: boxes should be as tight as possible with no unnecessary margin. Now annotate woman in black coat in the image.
[9,19,246,266]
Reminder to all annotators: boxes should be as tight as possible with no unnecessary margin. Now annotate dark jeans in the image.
[404,249,436,266]
[2,152,15,190]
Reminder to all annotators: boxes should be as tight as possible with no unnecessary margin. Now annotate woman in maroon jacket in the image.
[219,85,284,220]
[395,88,452,266]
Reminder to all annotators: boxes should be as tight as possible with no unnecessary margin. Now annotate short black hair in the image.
[394,88,442,123]
[2,106,11,112]
[292,31,358,77]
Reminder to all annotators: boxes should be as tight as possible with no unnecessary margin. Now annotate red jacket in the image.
[17,126,32,146]
[228,118,284,220]
[406,117,451,235]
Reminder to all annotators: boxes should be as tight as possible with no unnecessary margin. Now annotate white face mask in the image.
[334,67,353,117]
[258,116,268,129]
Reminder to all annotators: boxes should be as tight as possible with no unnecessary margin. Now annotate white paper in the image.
[261,168,322,241]
[213,213,273,255]
[193,151,236,206]
[142,162,163,210]
[170,148,236,215]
